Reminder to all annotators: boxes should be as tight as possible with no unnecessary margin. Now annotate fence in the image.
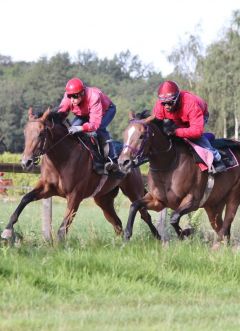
[0,163,52,239]
[0,163,167,240]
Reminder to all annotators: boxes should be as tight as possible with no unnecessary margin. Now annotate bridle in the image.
[122,120,153,166]
[123,119,175,169]
[27,118,70,165]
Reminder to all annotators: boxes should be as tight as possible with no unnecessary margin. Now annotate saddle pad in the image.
[184,138,213,171]
[184,139,239,172]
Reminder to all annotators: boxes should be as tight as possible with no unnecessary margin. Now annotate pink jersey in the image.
[58,87,112,132]
[152,91,209,139]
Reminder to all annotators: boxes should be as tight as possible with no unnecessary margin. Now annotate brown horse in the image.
[1,108,160,242]
[118,111,240,243]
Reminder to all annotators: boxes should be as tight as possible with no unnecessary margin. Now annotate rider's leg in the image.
[97,104,118,161]
[192,135,226,172]
[192,135,221,161]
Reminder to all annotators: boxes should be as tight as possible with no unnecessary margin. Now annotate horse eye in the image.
[139,134,144,139]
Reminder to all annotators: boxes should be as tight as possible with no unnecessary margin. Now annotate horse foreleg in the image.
[94,187,123,235]
[170,195,197,239]
[1,183,51,241]
[139,207,161,240]
[124,200,142,241]
[119,174,160,239]
[57,195,81,241]
[125,192,164,241]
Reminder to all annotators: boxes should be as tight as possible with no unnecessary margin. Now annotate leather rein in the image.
[123,119,177,171]
[28,118,70,165]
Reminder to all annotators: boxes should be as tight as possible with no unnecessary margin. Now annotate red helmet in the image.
[65,78,84,94]
[158,81,180,102]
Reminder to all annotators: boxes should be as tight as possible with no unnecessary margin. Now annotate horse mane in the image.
[133,110,165,130]
[30,108,65,125]
[134,109,151,120]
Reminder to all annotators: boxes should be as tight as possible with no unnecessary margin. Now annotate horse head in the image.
[119,111,175,174]
[118,111,155,173]
[21,107,52,170]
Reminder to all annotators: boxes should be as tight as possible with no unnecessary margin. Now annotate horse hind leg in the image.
[205,203,225,234]
[94,187,123,235]
[218,199,240,243]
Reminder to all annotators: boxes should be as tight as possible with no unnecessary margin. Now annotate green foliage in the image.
[0,10,239,152]
[1,199,240,330]
[0,152,39,195]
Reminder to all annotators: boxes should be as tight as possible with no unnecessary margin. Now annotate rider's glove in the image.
[163,119,177,136]
[68,126,83,135]
[165,128,176,136]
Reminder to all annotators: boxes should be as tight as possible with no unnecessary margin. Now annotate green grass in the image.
[1,197,240,331]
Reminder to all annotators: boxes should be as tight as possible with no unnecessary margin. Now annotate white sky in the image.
[0,0,239,75]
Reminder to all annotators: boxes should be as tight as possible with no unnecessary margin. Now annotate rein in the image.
[123,119,175,168]
[123,120,152,165]
[28,118,70,165]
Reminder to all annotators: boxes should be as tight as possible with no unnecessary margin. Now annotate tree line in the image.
[0,10,239,152]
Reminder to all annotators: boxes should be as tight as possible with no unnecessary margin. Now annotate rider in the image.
[57,77,120,175]
[152,80,226,173]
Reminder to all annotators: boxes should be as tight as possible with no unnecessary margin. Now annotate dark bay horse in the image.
[1,108,160,242]
[118,111,240,244]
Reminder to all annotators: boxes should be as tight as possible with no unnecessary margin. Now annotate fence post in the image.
[156,208,169,242]
[42,198,53,241]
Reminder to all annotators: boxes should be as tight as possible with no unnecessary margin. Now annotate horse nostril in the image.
[21,159,33,170]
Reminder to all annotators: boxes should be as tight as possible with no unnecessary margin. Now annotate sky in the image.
[0,0,239,76]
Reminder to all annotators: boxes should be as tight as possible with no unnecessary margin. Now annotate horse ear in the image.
[142,114,155,124]
[129,111,135,120]
[41,107,51,122]
[28,107,35,120]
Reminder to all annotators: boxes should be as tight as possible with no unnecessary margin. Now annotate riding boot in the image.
[87,135,106,175]
[101,140,124,178]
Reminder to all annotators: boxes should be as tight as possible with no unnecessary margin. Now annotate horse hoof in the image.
[212,242,221,251]
[162,240,169,249]
[181,228,194,237]
[1,229,13,240]
[123,231,131,241]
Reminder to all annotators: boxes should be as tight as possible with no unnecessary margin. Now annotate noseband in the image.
[123,119,174,168]
[28,118,69,165]
[123,120,153,166]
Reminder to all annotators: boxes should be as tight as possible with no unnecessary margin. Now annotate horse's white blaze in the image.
[123,126,136,154]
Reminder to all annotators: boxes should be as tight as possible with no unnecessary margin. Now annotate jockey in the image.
[58,77,120,174]
[152,80,226,173]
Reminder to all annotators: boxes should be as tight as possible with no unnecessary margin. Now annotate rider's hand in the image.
[163,127,175,136]
[166,128,175,136]
[68,126,83,135]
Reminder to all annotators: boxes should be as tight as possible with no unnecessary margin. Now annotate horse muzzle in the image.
[21,156,34,170]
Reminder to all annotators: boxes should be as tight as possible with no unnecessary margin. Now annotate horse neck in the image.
[45,125,84,167]
[148,123,177,171]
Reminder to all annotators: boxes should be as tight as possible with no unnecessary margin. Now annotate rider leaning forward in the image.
[152,80,226,173]
[57,77,122,175]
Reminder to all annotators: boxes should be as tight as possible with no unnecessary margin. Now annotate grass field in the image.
[1,196,240,331]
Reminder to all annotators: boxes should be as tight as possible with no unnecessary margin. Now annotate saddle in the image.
[183,137,239,173]
[77,133,124,177]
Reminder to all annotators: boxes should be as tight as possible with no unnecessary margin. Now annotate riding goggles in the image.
[67,91,85,99]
